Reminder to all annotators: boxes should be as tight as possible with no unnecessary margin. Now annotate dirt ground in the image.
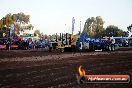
[0,48,132,88]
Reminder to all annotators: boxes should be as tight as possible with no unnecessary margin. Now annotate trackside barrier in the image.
[0,45,6,49]
[11,45,18,48]
[11,45,19,49]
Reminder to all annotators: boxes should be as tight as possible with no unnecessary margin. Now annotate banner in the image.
[10,24,14,37]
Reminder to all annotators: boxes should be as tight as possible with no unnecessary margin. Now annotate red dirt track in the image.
[0,48,132,88]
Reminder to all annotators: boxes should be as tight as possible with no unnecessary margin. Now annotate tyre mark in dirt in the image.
[1,70,75,88]
[48,82,77,88]
[1,58,131,87]
[1,66,68,78]
[0,51,132,88]
[86,62,132,74]
[0,64,75,88]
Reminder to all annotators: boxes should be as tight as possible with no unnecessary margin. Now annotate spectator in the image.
[49,42,52,52]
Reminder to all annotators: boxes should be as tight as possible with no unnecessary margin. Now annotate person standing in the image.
[49,42,52,52]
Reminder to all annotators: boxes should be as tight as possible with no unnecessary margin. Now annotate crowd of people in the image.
[0,37,51,50]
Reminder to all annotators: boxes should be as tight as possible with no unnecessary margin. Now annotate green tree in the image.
[105,25,128,37]
[34,30,40,36]
[0,12,33,36]
[81,16,104,38]
[127,24,132,36]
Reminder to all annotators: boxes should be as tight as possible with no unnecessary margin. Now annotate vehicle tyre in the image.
[71,45,76,52]
[111,45,115,51]
[60,48,64,53]
[108,45,111,51]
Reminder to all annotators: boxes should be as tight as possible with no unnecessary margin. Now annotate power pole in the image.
[72,17,75,35]
[80,21,81,35]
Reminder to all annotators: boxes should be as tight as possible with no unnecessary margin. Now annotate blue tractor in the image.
[93,38,115,51]
[77,36,115,51]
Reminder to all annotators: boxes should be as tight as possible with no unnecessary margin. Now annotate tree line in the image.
[81,16,129,38]
[0,12,33,37]
[0,13,131,38]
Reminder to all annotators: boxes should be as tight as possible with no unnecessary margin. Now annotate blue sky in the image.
[0,0,132,35]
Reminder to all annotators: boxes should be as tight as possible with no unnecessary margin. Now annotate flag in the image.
[10,24,14,37]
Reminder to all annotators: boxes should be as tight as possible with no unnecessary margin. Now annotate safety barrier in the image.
[0,45,6,49]
[11,45,19,49]
[11,45,18,48]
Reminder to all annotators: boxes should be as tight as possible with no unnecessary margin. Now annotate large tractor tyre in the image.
[64,47,72,52]
[75,46,80,52]
[108,45,112,51]
[89,44,95,51]
[111,45,115,51]
[102,46,106,51]
[71,45,76,52]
